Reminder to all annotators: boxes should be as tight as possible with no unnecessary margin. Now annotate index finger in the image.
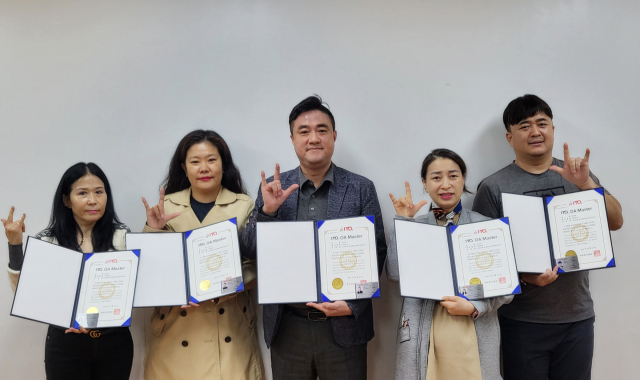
[583,148,590,163]
[274,163,280,182]
[563,142,570,163]
[158,188,166,214]
[405,181,412,199]
[261,171,267,187]
[7,206,14,223]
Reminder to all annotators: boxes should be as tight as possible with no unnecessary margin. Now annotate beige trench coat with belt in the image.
[142,187,264,380]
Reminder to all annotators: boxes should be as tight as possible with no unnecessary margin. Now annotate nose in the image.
[530,124,541,136]
[441,177,452,189]
[199,162,210,173]
[309,131,320,143]
[87,193,98,205]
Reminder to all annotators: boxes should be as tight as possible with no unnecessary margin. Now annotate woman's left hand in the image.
[65,326,89,334]
[1,207,26,245]
[440,295,476,316]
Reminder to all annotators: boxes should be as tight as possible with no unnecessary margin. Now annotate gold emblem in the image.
[332,278,344,290]
[86,307,99,314]
[200,280,211,291]
[571,224,589,242]
[89,330,101,338]
[98,282,116,299]
[206,255,223,271]
[469,277,482,285]
[475,252,495,269]
[565,250,577,257]
[339,252,358,270]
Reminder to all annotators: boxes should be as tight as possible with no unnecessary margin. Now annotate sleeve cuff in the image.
[8,243,24,271]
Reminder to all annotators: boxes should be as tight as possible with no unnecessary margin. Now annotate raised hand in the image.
[549,143,595,190]
[306,300,353,316]
[142,188,181,230]
[440,295,476,316]
[389,181,429,218]
[261,163,299,215]
[2,207,26,245]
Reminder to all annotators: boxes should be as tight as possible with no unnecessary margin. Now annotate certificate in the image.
[126,217,244,307]
[502,188,615,273]
[257,216,380,304]
[394,217,520,300]
[11,237,140,329]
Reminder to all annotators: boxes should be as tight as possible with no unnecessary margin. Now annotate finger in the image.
[152,206,163,221]
[274,181,282,198]
[321,302,339,310]
[1,219,6,227]
[180,304,191,309]
[79,326,89,334]
[583,148,590,163]
[442,295,455,302]
[19,214,26,224]
[142,197,151,212]
[7,207,14,223]
[261,171,267,187]
[563,142,570,163]
[548,165,562,174]
[405,181,412,200]
[570,158,578,174]
[399,197,410,208]
[551,265,559,275]
[166,212,181,221]
[282,184,299,198]
[389,193,398,204]
[439,301,454,309]
[189,301,200,307]
[414,200,428,211]
[306,302,325,312]
[274,163,280,182]
[158,188,166,215]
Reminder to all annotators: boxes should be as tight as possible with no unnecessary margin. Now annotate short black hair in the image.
[420,148,471,194]
[288,95,335,134]
[503,94,553,131]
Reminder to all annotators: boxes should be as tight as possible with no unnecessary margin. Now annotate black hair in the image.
[420,148,471,194]
[288,95,336,134]
[503,94,553,131]
[47,163,122,252]
[162,130,247,195]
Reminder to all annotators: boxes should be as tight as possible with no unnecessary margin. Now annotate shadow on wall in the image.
[462,117,514,210]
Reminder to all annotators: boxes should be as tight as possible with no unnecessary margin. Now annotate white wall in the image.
[1,1,638,379]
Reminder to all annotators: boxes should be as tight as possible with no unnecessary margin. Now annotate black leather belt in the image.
[286,306,328,321]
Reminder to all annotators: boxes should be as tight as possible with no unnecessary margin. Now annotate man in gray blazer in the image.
[241,95,387,380]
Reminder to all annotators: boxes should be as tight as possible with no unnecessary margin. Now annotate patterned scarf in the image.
[430,201,463,225]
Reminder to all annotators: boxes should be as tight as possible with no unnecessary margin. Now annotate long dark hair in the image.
[47,163,122,252]
[162,130,247,195]
[420,148,472,194]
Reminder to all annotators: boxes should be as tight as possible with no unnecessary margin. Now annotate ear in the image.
[62,195,72,208]
[181,163,186,176]
[333,129,337,142]
[505,131,514,147]
[422,178,428,192]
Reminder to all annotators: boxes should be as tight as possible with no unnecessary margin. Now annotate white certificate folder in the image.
[502,188,614,274]
[126,218,244,307]
[11,237,140,329]
[394,217,521,301]
[257,216,380,304]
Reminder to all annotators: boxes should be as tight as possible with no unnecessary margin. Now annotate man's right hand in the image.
[521,266,559,287]
[261,163,299,215]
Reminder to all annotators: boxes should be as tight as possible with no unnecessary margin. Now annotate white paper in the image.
[449,219,519,298]
[502,193,552,273]
[74,250,139,328]
[394,219,454,300]
[257,221,318,304]
[185,220,243,302]
[546,189,613,270]
[317,216,379,301]
[126,233,188,307]
[11,238,83,328]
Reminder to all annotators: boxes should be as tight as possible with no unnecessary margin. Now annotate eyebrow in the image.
[297,123,330,130]
[187,154,218,159]
[75,187,105,191]
[430,169,460,175]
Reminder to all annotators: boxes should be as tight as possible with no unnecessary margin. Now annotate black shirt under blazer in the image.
[241,165,388,348]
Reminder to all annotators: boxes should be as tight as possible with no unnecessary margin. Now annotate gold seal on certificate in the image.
[98,282,116,299]
[339,252,358,270]
[200,280,211,291]
[565,250,577,257]
[571,224,589,242]
[332,278,344,290]
[469,277,482,285]
[87,306,99,314]
[206,254,223,271]
[475,252,495,269]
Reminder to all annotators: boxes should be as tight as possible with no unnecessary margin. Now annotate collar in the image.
[298,163,335,188]
[430,200,463,221]
[166,186,237,207]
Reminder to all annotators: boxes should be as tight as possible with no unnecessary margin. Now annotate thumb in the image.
[282,184,299,198]
[442,295,455,302]
[1,219,6,227]
[548,165,563,174]
[414,200,428,209]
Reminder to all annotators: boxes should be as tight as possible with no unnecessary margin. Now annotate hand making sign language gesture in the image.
[142,188,181,230]
[549,143,596,190]
[2,207,26,245]
[389,181,429,218]
[261,163,299,215]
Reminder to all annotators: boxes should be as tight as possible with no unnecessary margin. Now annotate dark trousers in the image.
[500,316,595,380]
[270,310,367,380]
[44,325,133,380]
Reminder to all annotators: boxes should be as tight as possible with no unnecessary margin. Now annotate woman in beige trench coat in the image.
[141,130,264,380]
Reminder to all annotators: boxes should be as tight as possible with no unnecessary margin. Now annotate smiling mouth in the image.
[529,140,544,145]
[439,193,454,198]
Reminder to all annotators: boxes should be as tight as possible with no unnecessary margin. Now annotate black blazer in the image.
[241,165,387,348]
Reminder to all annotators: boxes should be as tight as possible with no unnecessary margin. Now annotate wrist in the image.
[576,177,597,191]
[261,206,277,216]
